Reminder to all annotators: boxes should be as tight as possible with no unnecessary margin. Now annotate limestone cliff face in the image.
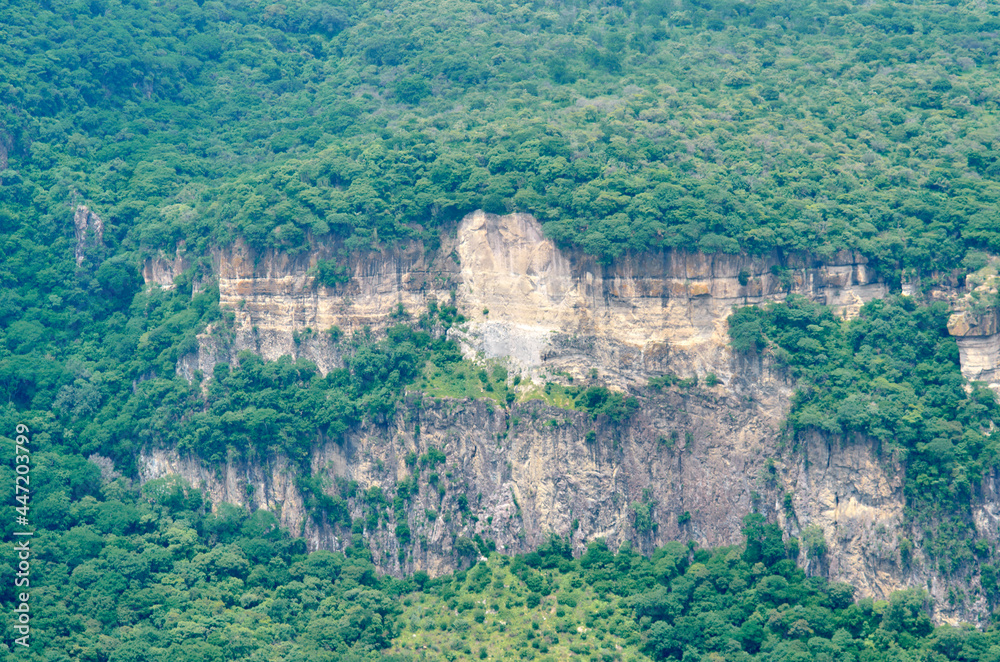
[73,205,104,267]
[195,211,889,385]
[142,248,190,289]
[140,211,1000,624]
[948,308,1000,388]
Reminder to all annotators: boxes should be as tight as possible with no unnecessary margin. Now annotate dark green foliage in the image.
[3,0,1000,657]
[741,513,787,566]
[3,302,458,490]
[728,306,768,354]
[395,76,432,104]
[0,449,403,660]
[2,0,999,488]
[4,0,1000,276]
[730,296,1000,509]
[729,295,1000,568]
[420,446,446,468]
[624,521,993,662]
[633,501,656,534]
[4,449,999,661]
[574,386,640,422]
[310,259,350,288]
[298,474,352,527]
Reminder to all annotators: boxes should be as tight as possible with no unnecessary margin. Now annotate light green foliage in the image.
[416,358,514,404]
[801,525,828,561]
[4,0,1000,276]
[391,523,1000,662]
[391,536,650,660]
[1,449,998,661]
[521,381,579,409]
[0,455,409,661]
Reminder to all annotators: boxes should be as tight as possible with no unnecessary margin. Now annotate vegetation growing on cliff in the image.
[4,0,1000,653]
[6,0,998,526]
[729,296,1000,572]
[2,454,998,662]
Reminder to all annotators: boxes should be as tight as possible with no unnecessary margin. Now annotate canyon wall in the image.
[140,211,1000,624]
[182,211,890,383]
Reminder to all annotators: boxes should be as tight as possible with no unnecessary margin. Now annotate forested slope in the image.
[2,465,1000,661]
[3,0,1000,268]
[4,0,1000,658]
[5,0,1000,469]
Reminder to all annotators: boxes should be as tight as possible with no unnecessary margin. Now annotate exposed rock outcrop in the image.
[142,247,191,289]
[945,257,1000,388]
[73,205,104,266]
[949,309,1000,388]
[140,211,1000,624]
[196,211,889,385]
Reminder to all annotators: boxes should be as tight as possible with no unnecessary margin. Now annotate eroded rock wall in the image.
[193,211,889,385]
[139,211,1000,624]
[138,382,989,623]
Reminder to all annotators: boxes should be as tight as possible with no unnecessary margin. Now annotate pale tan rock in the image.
[143,248,191,289]
[139,211,1000,624]
[687,281,711,297]
[949,313,973,337]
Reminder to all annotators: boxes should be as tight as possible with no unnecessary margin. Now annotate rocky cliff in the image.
[173,211,892,382]
[140,211,1000,624]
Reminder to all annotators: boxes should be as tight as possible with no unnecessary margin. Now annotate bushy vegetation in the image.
[3,455,998,662]
[4,309,462,478]
[3,0,1000,271]
[731,296,1000,506]
[4,0,1000,654]
[3,0,999,486]
[0,450,414,661]
[410,522,1000,661]
[729,296,1000,571]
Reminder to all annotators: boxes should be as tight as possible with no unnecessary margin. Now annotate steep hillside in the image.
[4,0,1000,656]
[140,211,1000,623]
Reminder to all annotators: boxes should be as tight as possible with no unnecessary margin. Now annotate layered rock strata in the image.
[188,211,889,385]
[140,211,1000,624]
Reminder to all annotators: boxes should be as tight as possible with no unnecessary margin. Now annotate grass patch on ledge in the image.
[414,359,518,406]
[520,381,580,410]
[389,550,648,662]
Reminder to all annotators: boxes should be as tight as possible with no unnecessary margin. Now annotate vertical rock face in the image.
[782,433,906,601]
[140,448,308,536]
[197,211,889,384]
[73,205,104,266]
[142,247,191,289]
[140,211,1000,624]
[946,260,1000,390]
[949,311,1000,388]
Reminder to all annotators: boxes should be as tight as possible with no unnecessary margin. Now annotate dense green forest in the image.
[3,0,1000,269]
[4,0,1000,468]
[728,295,1000,578]
[2,456,1000,661]
[4,0,1000,657]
